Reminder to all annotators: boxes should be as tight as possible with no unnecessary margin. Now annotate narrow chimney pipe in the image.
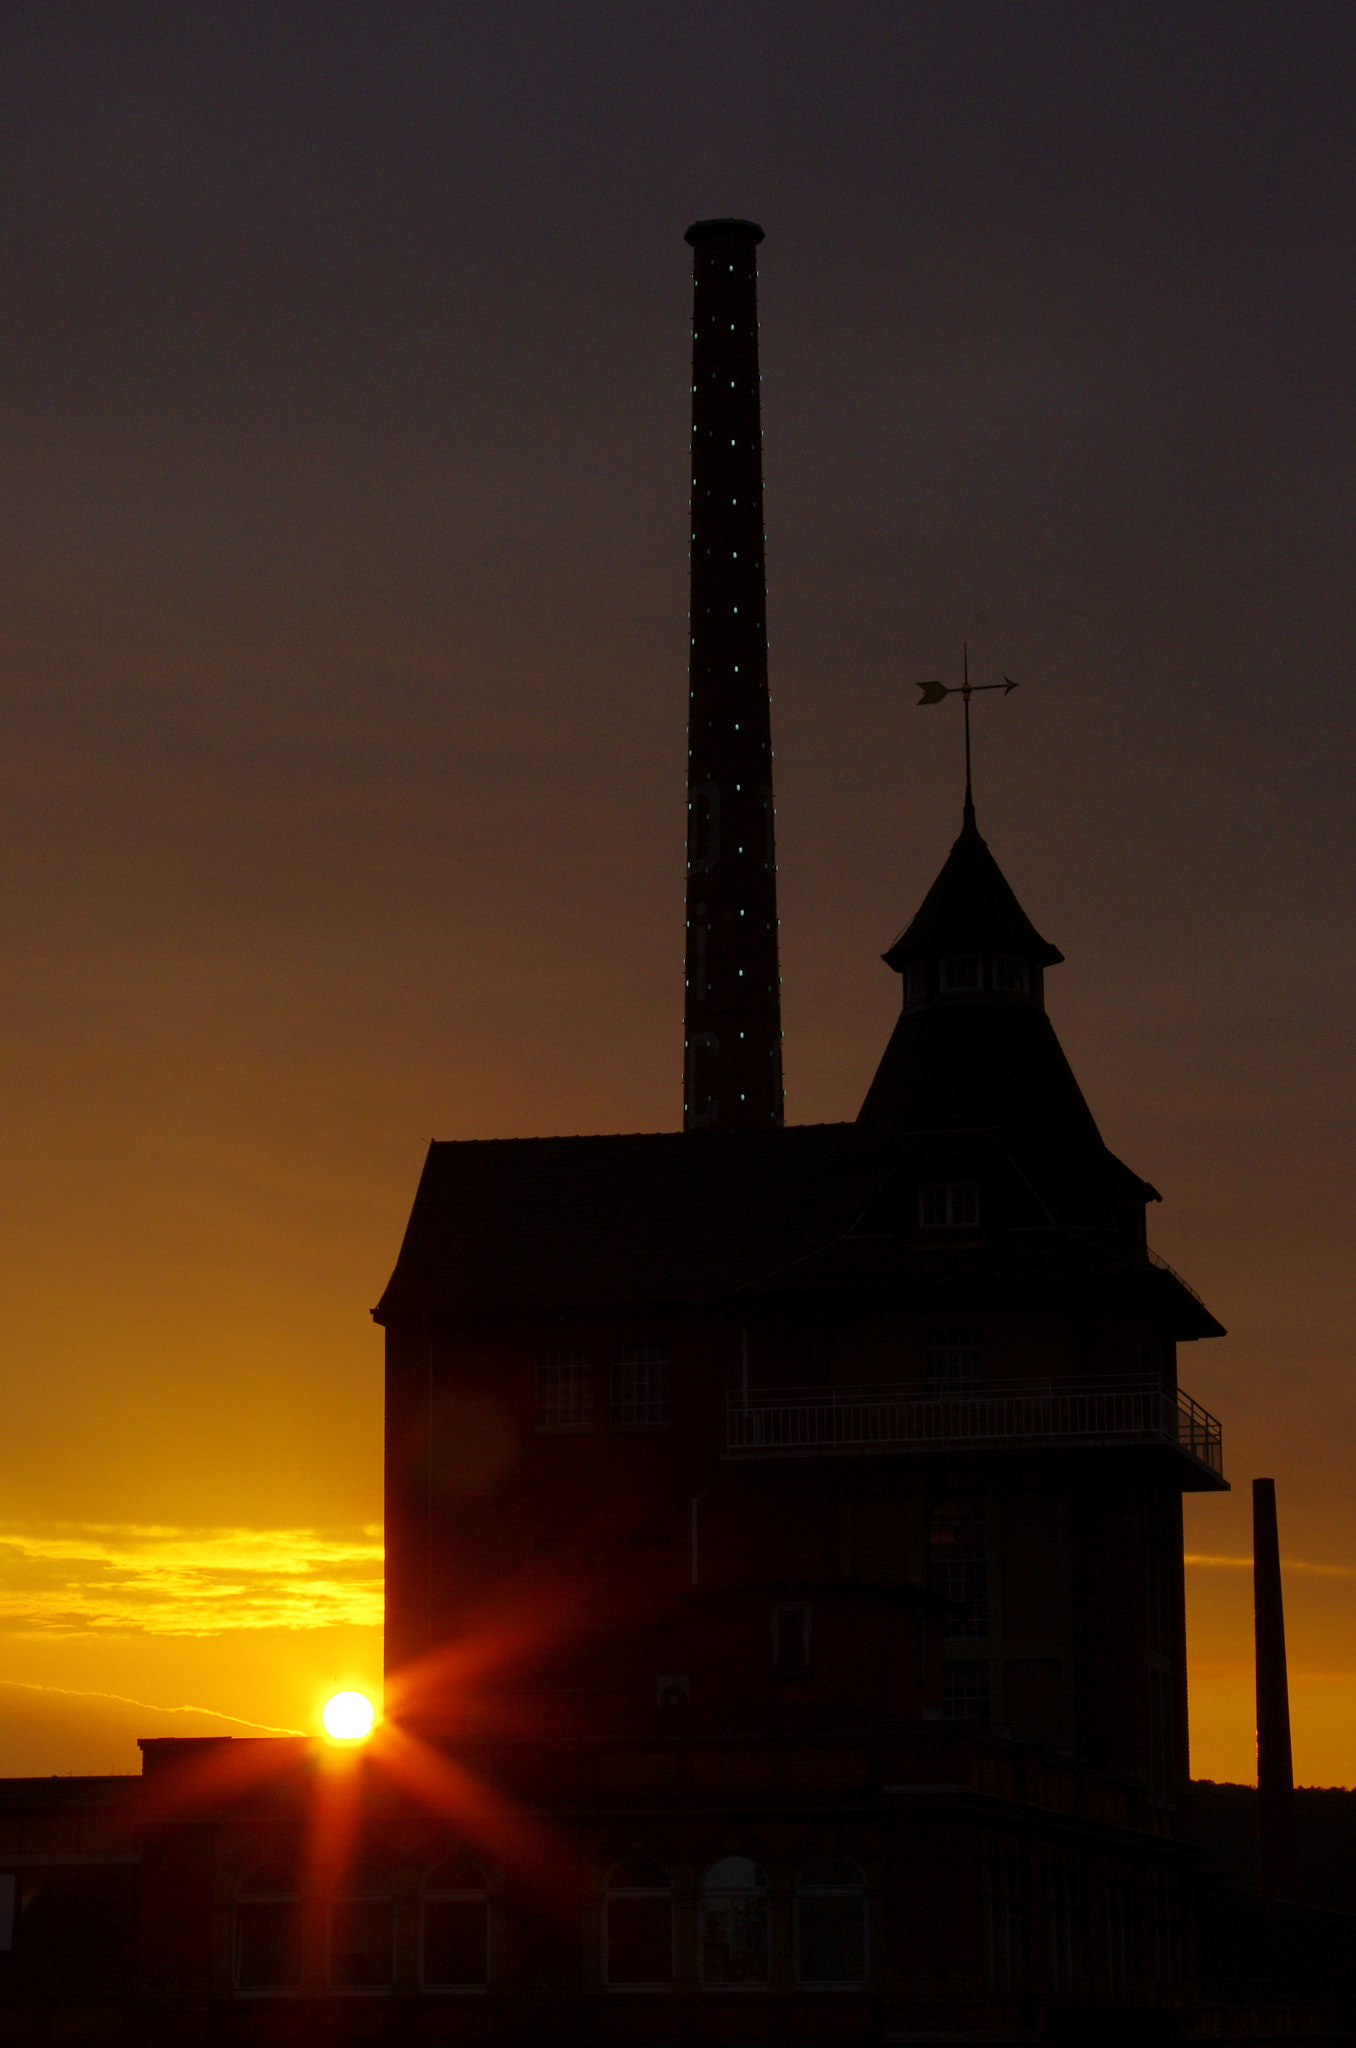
[682,218,783,1133]
[1253,1476,1298,1898]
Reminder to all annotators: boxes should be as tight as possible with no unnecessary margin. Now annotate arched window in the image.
[604,1857,672,1987]
[234,1861,301,1992]
[700,1857,769,1985]
[796,1855,867,1985]
[422,1856,488,1989]
[329,1862,394,1991]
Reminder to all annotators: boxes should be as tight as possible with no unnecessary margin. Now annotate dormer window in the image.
[905,958,930,1004]
[939,954,983,993]
[992,954,1030,995]
[919,1181,980,1230]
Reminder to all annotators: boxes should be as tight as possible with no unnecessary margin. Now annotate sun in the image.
[322,1690,376,1741]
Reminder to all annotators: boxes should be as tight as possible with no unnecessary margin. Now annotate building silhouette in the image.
[2,222,1350,2047]
[370,216,1231,2032]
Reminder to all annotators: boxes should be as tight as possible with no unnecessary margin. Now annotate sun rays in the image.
[128,1564,611,1919]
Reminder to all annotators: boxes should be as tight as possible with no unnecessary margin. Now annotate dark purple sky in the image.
[1,1,1353,1778]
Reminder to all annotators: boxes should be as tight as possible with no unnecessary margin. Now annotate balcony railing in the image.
[726,1374,1223,1480]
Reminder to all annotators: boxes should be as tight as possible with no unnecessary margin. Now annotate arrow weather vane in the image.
[916,641,1018,819]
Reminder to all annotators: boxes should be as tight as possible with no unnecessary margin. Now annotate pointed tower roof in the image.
[882,804,1063,972]
[858,803,1162,1250]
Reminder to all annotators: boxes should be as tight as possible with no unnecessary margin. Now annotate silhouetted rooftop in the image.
[374,1121,1220,1336]
[883,807,1063,970]
[685,217,764,245]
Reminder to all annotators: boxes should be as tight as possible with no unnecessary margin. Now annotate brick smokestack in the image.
[1253,1476,1298,1898]
[682,218,783,1132]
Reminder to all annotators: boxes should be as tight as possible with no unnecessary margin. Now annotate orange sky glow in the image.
[1,4,1353,1785]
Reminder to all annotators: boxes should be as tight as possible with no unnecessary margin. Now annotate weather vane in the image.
[916,642,1018,814]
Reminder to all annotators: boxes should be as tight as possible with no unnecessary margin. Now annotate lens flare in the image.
[322,1690,375,1741]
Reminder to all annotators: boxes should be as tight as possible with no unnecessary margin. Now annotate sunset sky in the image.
[1,2,1353,1783]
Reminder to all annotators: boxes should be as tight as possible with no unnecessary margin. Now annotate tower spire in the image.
[682,219,783,1132]
[916,644,1018,833]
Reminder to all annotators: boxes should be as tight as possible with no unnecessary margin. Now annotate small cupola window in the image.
[991,955,1029,995]
[939,954,983,993]
[905,958,930,1004]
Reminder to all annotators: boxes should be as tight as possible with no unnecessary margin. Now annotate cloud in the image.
[0,1522,383,1635]
[1185,1554,1356,1579]
[0,1676,302,1735]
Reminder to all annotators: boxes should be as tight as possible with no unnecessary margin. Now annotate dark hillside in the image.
[1191,1780,1356,1913]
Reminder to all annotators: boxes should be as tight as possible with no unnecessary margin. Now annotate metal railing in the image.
[726,1374,1223,1478]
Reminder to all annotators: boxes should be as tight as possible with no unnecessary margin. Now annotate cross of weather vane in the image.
[916,641,1018,812]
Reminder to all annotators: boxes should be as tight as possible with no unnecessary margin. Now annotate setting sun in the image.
[322,1690,375,1741]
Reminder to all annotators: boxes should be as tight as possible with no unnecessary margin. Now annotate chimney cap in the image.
[685,217,764,246]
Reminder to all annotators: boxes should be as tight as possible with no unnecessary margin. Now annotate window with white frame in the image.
[992,954,1030,994]
[329,1863,394,1991]
[536,1351,594,1430]
[1047,1862,1080,1991]
[796,1855,867,1984]
[771,1601,811,1678]
[940,953,983,992]
[1101,1869,1131,1992]
[941,1661,991,1724]
[604,1858,673,1986]
[918,1181,979,1230]
[928,1501,989,1642]
[980,1842,1016,1987]
[610,1345,670,1428]
[700,1858,769,1985]
[923,1327,984,1394]
[234,1863,302,1993]
[421,1857,488,1990]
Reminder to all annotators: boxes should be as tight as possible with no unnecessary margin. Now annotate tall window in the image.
[329,1864,394,1991]
[980,1845,1015,1986]
[927,1501,988,1640]
[536,1351,594,1430]
[234,1862,301,1992]
[942,1661,991,1724]
[604,1858,673,1986]
[422,1857,488,1990]
[1047,1863,1079,1991]
[1102,1871,1131,1992]
[796,1856,867,1984]
[700,1858,769,1985]
[918,1181,980,1229]
[771,1602,810,1678]
[610,1345,670,1428]
[923,1327,983,1394]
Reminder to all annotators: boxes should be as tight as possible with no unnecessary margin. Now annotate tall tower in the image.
[682,218,783,1131]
